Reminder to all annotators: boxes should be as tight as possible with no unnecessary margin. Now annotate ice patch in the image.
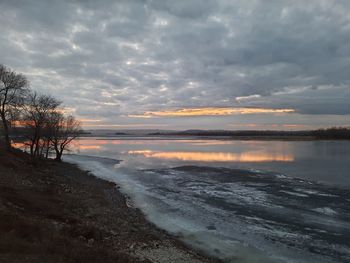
[275,174,287,179]
[313,207,337,216]
[279,190,309,197]
[294,188,319,195]
[292,188,339,198]
[317,193,338,197]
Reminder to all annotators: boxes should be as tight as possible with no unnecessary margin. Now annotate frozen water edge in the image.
[64,155,350,263]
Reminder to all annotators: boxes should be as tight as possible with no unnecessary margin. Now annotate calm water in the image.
[65,137,350,263]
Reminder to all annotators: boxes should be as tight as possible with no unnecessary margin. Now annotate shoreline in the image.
[0,149,220,263]
[77,135,350,141]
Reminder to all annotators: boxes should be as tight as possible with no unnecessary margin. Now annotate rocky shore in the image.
[0,148,220,263]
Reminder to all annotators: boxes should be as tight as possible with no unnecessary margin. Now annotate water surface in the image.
[65,137,350,263]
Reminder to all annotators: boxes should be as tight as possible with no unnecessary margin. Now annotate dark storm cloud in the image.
[1,0,350,128]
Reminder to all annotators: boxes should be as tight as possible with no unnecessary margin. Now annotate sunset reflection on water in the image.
[70,138,296,163]
[62,137,350,186]
[13,138,295,163]
[128,150,294,162]
[14,137,350,185]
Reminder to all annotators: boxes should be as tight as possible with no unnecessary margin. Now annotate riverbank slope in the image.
[0,148,218,263]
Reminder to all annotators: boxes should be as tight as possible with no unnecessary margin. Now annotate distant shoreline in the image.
[75,127,350,140]
[12,127,350,141]
[77,134,350,141]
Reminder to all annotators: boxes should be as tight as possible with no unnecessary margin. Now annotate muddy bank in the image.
[0,149,219,263]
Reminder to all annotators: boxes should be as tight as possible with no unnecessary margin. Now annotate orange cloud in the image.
[127,114,153,118]
[79,118,102,123]
[83,124,169,128]
[129,107,294,118]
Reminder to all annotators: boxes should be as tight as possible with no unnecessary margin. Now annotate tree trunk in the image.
[54,145,62,161]
[45,141,50,159]
[55,151,62,161]
[30,141,34,156]
[0,113,11,150]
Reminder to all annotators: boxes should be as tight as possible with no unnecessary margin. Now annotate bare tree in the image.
[0,64,28,149]
[22,92,61,159]
[49,113,81,161]
[51,112,81,161]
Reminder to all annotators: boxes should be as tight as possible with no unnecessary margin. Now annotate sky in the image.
[1,0,350,130]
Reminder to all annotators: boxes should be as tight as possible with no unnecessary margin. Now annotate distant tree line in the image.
[0,64,81,161]
[149,128,350,139]
[311,127,350,140]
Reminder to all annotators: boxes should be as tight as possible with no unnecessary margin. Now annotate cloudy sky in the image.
[1,0,350,130]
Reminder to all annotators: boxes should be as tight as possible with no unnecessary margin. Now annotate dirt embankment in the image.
[0,148,219,263]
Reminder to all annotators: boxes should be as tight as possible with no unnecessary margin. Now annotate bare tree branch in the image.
[21,92,61,159]
[0,64,28,149]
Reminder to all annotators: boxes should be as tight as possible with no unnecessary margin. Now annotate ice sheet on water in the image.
[65,154,120,167]
[136,166,350,263]
[66,155,350,263]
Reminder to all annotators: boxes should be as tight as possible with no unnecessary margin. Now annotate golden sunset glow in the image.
[128,107,295,118]
[10,120,35,127]
[82,124,169,128]
[128,150,294,162]
[11,142,26,148]
[78,145,101,150]
[79,118,102,123]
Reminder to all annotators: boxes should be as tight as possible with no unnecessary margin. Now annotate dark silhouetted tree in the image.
[49,113,81,161]
[22,92,61,159]
[0,64,28,149]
